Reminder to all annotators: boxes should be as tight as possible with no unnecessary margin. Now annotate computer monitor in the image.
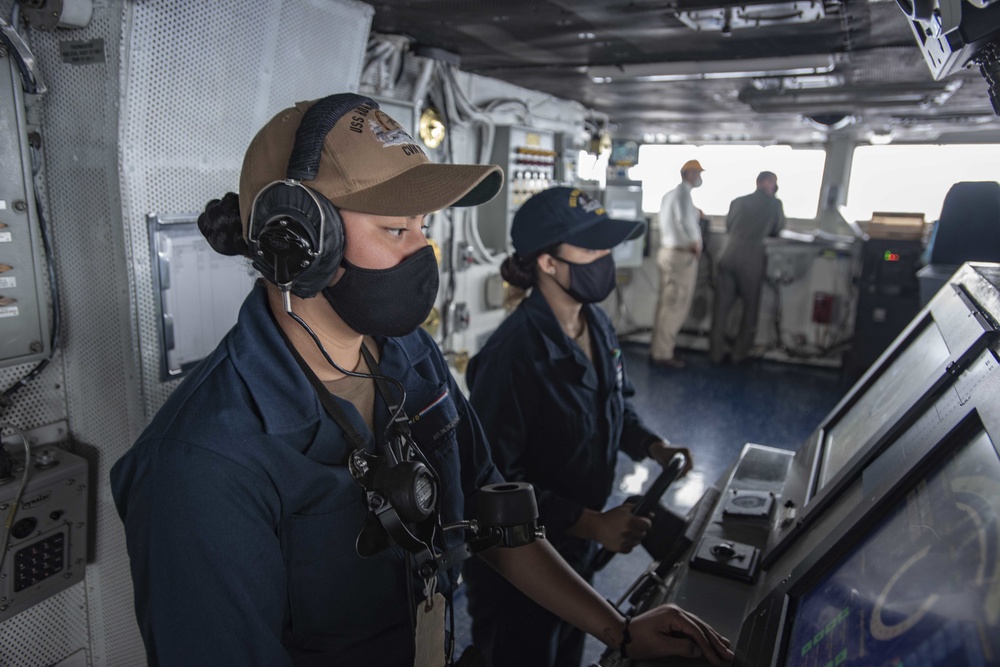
[764,264,1000,568]
[736,358,1000,667]
[818,317,950,490]
[784,427,999,666]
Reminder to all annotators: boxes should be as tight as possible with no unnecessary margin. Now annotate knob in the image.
[711,542,737,559]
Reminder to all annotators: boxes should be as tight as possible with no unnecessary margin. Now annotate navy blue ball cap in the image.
[511,187,647,257]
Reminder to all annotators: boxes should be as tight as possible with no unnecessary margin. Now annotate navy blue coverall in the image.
[463,288,661,667]
[111,284,500,666]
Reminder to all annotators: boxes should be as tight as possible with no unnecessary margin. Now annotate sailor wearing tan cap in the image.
[650,159,706,369]
[110,94,732,667]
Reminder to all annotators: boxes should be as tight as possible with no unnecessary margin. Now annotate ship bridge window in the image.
[633,144,825,220]
[844,144,1000,225]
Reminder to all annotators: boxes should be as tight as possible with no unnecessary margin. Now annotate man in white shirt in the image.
[650,159,705,368]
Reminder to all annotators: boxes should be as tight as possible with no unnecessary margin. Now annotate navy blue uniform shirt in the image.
[111,284,500,666]
[466,288,659,571]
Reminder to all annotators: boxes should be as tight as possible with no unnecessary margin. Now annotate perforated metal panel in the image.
[0,356,66,428]
[0,0,373,664]
[0,582,90,665]
[119,0,373,414]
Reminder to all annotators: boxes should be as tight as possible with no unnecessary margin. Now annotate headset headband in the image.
[287,93,378,181]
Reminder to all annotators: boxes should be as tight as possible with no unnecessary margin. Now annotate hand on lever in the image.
[648,440,694,478]
[593,504,651,553]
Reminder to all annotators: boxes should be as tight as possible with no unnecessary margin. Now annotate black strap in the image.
[360,344,414,463]
[619,614,633,658]
[274,318,372,455]
[272,306,413,462]
[360,343,402,413]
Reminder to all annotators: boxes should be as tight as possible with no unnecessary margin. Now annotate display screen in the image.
[820,319,950,490]
[786,429,1000,666]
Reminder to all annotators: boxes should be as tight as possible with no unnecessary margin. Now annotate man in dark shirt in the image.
[710,171,785,364]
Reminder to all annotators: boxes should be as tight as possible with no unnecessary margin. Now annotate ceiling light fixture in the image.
[751,74,846,91]
[868,131,895,145]
[677,2,827,33]
[740,83,963,113]
[589,55,836,83]
[418,107,446,149]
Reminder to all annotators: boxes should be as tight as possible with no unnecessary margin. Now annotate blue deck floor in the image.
[452,343,849,665]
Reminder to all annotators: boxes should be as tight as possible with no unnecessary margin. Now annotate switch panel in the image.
[476,126,556,255]
[0,58,51,367]
[722,489,775,521]
[689,535,761,584]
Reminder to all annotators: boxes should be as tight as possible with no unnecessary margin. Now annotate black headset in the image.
[247,93,379,298]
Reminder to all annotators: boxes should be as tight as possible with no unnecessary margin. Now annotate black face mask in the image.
[323,245,439,337]
[552,253,617,304]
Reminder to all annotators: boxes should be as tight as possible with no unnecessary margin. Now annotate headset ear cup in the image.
[315,195,345,278]
[290,192,344,297]
[254,218,316,288]
[249,181,344,298]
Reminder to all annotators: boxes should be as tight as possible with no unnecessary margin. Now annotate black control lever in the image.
[591,453,688,572]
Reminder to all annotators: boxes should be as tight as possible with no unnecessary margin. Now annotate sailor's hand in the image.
[595,504,651,553]
[624,604,734,664]
[648,440,694,477]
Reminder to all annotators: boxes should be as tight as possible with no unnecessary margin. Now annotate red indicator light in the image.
[883,251,900,262]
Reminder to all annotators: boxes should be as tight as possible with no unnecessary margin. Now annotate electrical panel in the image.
[553,132,581,184]
[0,445,88,623]
[843,238,923,381]
[0,59,52,367]
[476,126,556,254]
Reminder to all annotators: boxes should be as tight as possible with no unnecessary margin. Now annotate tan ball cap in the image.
[681,159,705,172]
[239,97,503,235]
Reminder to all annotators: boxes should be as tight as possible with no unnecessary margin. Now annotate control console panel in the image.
[1,445,88,622]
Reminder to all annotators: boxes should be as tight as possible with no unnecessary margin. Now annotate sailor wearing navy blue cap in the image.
[464,187,699,667]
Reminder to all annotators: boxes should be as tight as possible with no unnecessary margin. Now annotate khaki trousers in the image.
[651,246,699,360]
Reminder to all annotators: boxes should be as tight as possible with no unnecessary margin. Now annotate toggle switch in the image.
[691,535,761,583]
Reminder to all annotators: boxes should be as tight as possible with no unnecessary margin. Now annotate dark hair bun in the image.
[198,192,248,257]
[500,254,536,290]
